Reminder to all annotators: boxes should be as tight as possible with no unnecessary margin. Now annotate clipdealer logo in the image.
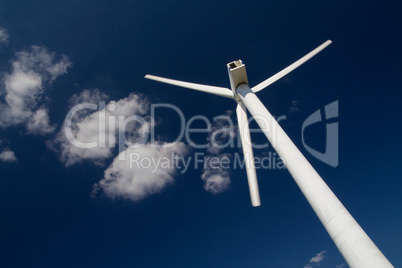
[302,100,339,167]
[63,100,339,169]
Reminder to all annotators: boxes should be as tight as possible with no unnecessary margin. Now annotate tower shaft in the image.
[236,84,393,268]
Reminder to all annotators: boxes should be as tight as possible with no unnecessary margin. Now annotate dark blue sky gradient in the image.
[0,0,401,267]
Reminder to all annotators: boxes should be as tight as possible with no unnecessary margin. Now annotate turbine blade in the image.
[236,102,261,207]
[252,40,332,93]
[145,74,234,99]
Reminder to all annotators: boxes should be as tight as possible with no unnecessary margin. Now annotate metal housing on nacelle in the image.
[227,59,249,101]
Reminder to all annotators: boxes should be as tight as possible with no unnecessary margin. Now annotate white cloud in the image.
[201,154,231,194]
[310,250,326,264]
[336,264,346,268]
[93,142,188,201]
[0,71,42,124]
[46,87,194,202]
[10,46,71,81]
[52,89,191,202]
[0,149,17,163]
[26,107,56,134]
[0,27,9,44]
[207,111,236,155]
[68,88,109,109]
[0,139,17,163]
[304,250,327,268]
[0,45,71,134]
[201,112,235,194]
[50,90,151,166]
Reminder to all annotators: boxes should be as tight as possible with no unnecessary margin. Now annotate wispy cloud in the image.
[0,139,17,163]
[0,27,9,44]
[201,111,235,194]
[206,110,236,155]
[0,45,71,134]
[68,88,109,108]
[26,107,56,135]
[50,89,150,166]
[93,143,188,201]
[202,153,231,194]
[304,250,327,268]
[52,88,191,201]
[0,149,17,163]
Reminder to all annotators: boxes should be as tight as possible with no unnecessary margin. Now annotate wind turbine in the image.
[145,40,393,268]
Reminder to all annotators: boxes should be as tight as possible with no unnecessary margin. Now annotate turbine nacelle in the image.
[227,59,249,101]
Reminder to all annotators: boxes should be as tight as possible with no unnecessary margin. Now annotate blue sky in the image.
[0,0,401,267]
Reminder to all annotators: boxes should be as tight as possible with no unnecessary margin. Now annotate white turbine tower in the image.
[145,40,393,268]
